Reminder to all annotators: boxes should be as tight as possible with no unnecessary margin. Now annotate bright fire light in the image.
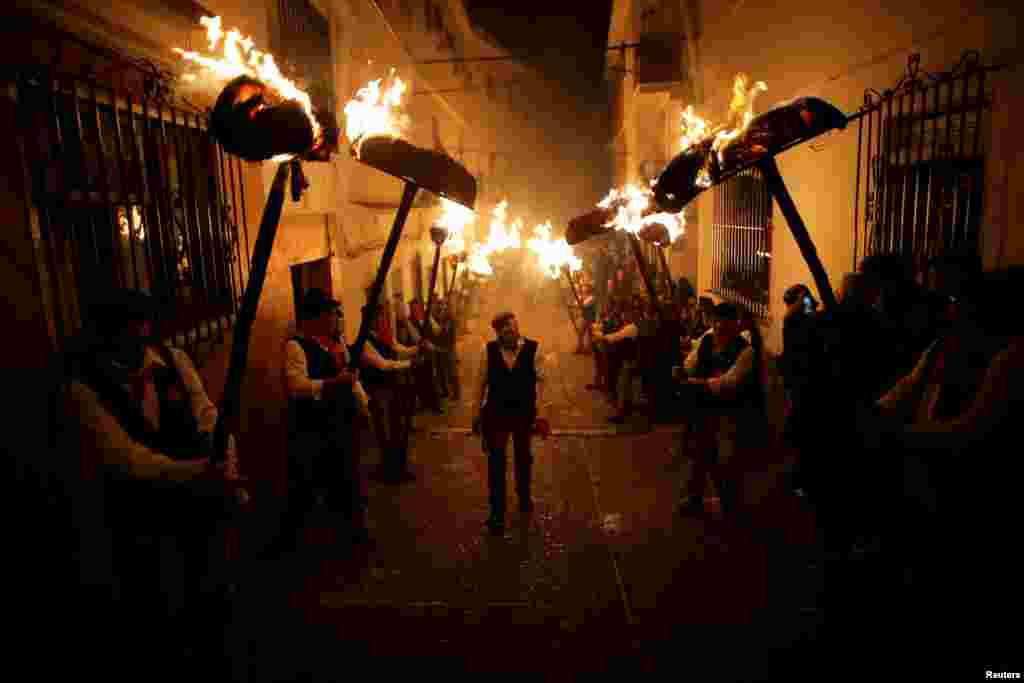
[344,70,409,157]
[527,221,581,280]
[174,16,322,154]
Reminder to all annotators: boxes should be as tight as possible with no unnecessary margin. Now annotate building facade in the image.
[2,0,606,494]
[610,0,1022,351]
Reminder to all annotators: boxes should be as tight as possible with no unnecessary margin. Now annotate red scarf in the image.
[313,335,348,369]
[374,315,394,348]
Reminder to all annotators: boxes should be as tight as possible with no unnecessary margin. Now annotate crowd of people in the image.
[47,279,474,675]
[575,248,1022,636]
[38,242,1022,673]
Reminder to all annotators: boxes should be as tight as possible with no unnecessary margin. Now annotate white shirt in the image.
[63,346,237,481]
[283,334,370,414]
[683,330,755,397]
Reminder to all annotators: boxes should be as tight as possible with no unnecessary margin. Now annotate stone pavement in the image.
[221,294,961,681]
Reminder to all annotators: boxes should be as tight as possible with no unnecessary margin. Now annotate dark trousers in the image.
[484,413,534,520]
[283,423,364,543]
[370,381,414,474]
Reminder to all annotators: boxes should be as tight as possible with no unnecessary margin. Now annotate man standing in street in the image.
[472,312,547,534]
[282,288,372,549]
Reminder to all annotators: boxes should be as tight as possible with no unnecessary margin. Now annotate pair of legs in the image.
[610,360,637,421]
[283,423,366,547]
[679,413,743,514]
[484,413,534,529]
[369,382,415,480]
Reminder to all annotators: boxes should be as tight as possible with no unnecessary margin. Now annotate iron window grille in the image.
[711,167,772,319]
[852,51,1000,277]
[9,68,249,360]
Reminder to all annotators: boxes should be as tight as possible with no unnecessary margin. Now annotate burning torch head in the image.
[652,97,848,213]
[566,207,616,246]
[211,75,340,162]
[638,221,672,247]
[429,224,449,247]
[354,136,477,210]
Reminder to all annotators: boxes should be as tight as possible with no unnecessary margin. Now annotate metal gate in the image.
[711,167,772,318]
[852,51,1000,275]
[9,66,248,356]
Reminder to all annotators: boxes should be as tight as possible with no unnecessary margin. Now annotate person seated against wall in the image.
[676,302,766,516]
[281,289,372,551]
[361,297,423,483]
[58,288,245,668]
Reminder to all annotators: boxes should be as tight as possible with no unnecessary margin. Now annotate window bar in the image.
[233,155,251,277]
[939,76,956,252]
[880,94,896,254]
[967,68,986,251]
[179,109,212,334]
[713,187,720,293]
[215,141,240,316]
[219,139,243,309]
[124,93,158,291]
[868,99,882,255]
[138,96,173,310]
[866,102,879,257]
[894,90,910,258]
[194,113,224,336]
[853,109,864,269]
[32,73,70,341]
[108,88,141,291]
[924,76,941,263]
[69,78,101,298]
[194,114,223,339]
[917,81,933,270]
[169,107,208,340]
[88,80,124,292]
[156,100,186,336]
[953,71,971,248]
[208,138,234,326]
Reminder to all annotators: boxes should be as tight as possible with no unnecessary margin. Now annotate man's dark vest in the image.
[360,334,397,390]
[485,338,538,420]
[695,333,761,412]
[75,345,205,461]
[288,336,356,438]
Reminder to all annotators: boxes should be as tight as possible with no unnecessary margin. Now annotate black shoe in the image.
[679,496,704,516]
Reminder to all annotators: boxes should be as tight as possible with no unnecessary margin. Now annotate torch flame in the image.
[437,197,474,256]
[640,212,686,244]
[174,16,322,155]
[596,185,685,243]
[344,70,409,157]
[711,74,767,164]
[527,221,582,279]
[467,245,494,276]
[680,105,710,152]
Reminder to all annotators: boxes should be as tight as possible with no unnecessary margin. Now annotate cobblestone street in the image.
[223,292,942,680]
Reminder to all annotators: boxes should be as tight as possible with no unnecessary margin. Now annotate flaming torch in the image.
[526,221,584,333]
[342,73,477,369]
[567,185,681,323]
[652,85,849,309]
[174,16,342,463]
